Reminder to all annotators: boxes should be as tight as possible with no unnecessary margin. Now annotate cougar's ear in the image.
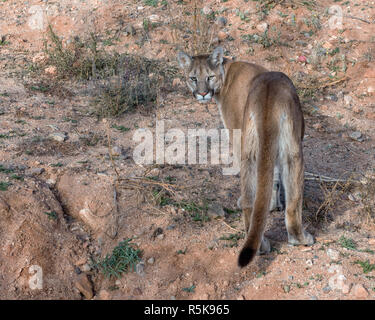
[210,46,224,67]
[177,51,192,69]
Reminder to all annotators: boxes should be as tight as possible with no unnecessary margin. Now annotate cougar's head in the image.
[177,47,225,103]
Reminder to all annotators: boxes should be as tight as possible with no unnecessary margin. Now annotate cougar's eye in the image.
[190,77,197,82]
[207,76,215,81]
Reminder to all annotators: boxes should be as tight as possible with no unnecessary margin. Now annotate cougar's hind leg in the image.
[280,146,314,246]
[270,165,284,211]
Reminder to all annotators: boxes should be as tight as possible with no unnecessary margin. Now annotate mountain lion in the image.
[177,47,314,267]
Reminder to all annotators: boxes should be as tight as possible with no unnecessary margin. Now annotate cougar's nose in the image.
[199,92,208,97]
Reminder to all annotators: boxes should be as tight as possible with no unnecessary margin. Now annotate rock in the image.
[344,95,353,105]
[256,22,268,33]
[125,25,136,36]
[26,167,45,176]
[157,233,165,240]
[216,16,227,27]
[49,132,67,142]
[327,248,340,260]
[368,86,375,93]
[172,78,181,87]
[147,257,155,265]
[75,274,93,300]
[349,131,364,142]
[342,283,352,294]
[306,259,313,266]
[148,14,160,23]
[111,146,122,156]
[283,285,290,293]
[352,284,368,299]
[207,202,225,217]
[136,261,145,276]
[44,66,57,76]
[323,285,331,293]
[202,6,213,15]
[32,52,47,64]
[98,289,110,300]
[218,31,227,40]
[81,264,91,272]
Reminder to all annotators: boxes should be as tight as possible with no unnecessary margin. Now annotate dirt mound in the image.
[0,177,86,299]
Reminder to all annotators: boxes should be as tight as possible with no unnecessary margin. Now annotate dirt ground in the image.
[0,0,375,300]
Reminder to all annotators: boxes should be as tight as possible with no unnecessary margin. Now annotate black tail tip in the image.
[238,247,256,268]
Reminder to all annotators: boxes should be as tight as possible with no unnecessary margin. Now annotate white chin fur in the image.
[196,93,212,103]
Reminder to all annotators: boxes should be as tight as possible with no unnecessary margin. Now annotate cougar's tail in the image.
[238,121,279,268]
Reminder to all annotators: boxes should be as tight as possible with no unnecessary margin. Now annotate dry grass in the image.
[168,0,220,55]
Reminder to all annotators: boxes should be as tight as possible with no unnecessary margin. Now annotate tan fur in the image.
[178,47,314,267]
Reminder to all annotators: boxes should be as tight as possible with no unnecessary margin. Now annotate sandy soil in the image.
[0,0,375,300]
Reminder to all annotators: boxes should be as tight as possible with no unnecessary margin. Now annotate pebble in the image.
[202,6,213,15]
[218,31,228,40]
[148,14,160,23]
[352,284,368,299]
[344,95,353,105]
[157,233,165,240]
[349,131,364,142]
[283,285,290,293]
[49,132,67,142]
[75,274,93,300]
[323,285,331,293]
[207,202,225,217]
[256,22,268,33]
[147,257,155,265]
[27,167,45,176]
[216,16,227,27]
[111,146,122,156]
[327,248,340,260]
[99,289,110,300]
[81,264,91,272]
[136,261,145,276]
[306,259,313,267]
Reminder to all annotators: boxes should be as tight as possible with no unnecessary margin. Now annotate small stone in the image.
[136,261,145,276]
[27,167,45,176]
[148,14,160,23]
[352,284,368,299]
[49,132,67,142]
[323,285,331,293]
[368,86,375,93]
[81,264,91,272]
[283,285,290,293]
[256,22,268,33]
[147,257,155,265]
[44,66,57,76]
[327,248,340,260]
[309,295,318,300]
[75,274,93,300]
[125,25,136,36]
[306,259,313,266]
[344,95,353,105]
[172,78,181,87]
[157,233,165,240]
[207,202,225,217]
[99,289,110,300]
[216,16,227,27]
[218,31,227,40]
[111,146,121,156]
[202,6,213,15]
[115,280,121,286]
[342,283,351,294]
[349,131,363,142]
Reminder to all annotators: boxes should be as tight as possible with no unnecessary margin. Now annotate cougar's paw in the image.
[258,237,271,255]
[288,230,314,246]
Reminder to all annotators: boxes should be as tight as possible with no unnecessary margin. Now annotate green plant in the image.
[338,236,357,250]
[354,260,375,274]
[44,211,58,220]
[93,239,141,278]
[0,181,10,191]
